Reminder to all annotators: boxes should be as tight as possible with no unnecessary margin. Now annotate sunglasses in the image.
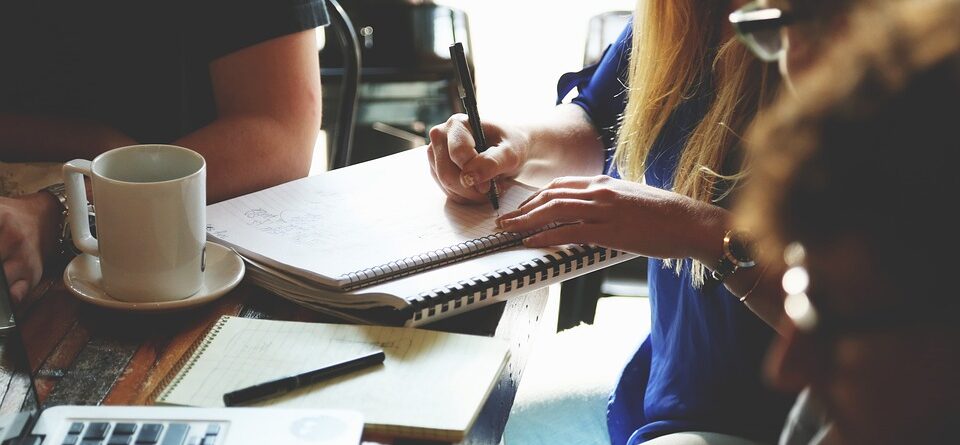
[729,1,797,62]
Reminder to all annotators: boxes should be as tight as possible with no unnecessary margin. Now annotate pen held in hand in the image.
[222,349,386,407]
[450,42,501,214]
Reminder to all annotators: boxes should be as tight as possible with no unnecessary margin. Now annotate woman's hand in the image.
[496,175,727,262]
[0,193,59,302]
[426,114,529,204]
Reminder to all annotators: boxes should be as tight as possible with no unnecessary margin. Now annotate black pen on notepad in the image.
[222,349,385,407]
[450,42,501,213]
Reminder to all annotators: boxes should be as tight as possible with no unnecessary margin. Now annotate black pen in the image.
[449,42,501,212]
[222,349,385,406]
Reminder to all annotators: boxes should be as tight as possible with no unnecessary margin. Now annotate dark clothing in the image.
[0,1,328,143]
[557,23,793,444]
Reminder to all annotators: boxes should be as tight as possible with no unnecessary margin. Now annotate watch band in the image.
[712,255,739,282]
[42,182,95,258]
[43,182,68,212]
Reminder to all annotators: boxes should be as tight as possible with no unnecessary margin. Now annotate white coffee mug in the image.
[64,144,206,302]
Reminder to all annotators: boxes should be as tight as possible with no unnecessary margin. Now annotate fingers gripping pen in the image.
[450,42,501,213]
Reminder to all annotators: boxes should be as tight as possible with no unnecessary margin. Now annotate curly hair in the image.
[738,0,960,295]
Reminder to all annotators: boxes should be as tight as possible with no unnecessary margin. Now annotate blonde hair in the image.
[614,0,778,286]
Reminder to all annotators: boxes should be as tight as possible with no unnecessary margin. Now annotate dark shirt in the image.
[557,23,794,444]
[0,1,329,143]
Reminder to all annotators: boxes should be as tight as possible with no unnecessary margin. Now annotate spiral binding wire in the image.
[340,223,570,291]
[340,231,526,291]
[409,245,622,322]
[152,315,230,404]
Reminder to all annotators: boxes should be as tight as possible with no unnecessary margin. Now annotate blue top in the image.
[558,23,794,444]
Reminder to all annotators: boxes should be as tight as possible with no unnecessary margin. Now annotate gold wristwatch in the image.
[711,229,756,282]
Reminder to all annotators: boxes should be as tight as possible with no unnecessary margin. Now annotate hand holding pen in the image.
[449,42,501,213]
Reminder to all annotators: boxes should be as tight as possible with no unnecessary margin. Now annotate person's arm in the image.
[177,29,321,203]
[429,21,632,204]
[496,177,785,330]
[0,115,136,162]
[517,104,607,183]
[0,192,59,302]
[735,262,788,334]
[685,210,788,332]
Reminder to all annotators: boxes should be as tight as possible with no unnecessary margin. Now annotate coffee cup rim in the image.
[91,144,206,186]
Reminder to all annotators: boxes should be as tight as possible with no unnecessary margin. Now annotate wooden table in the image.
[0,273,549,445]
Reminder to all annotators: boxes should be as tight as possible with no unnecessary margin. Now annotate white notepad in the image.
[206,148,546,291]
[205,148,638,326]
[154,316,510,442]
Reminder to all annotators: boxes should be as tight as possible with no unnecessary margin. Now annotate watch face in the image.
[728,231,756,266]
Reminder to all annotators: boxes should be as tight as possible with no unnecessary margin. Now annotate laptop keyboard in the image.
[60,421,223,445]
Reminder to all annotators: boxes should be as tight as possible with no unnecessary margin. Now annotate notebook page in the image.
[156,317,509,440]
[206,148,536,288]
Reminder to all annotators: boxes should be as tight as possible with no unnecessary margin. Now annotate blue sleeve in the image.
[556,21,632,173]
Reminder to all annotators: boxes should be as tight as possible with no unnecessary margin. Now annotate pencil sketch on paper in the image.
[241,206,330,247]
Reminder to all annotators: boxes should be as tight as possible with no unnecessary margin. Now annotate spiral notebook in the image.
[153,316,510,442]
[206,147,637,325]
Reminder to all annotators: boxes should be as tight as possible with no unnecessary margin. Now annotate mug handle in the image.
[63,160,99,257]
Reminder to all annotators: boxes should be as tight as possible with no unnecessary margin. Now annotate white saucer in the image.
[63,241,245,312]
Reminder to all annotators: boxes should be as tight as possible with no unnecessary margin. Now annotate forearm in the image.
[0,113,136,162]
[686,207,785,330]
[175,114,317,203]
[188,29,320,203]
[739,269,787,334]
[515,104,605,185]
[716,258,786,332]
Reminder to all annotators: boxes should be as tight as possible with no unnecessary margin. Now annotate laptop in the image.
[0,269,364,445]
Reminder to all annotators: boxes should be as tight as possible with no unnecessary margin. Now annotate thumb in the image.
[459,144,519,188]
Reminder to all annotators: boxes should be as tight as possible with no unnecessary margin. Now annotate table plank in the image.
[102,286,251,405]
[18,285,82,375]
[460,289,547,445]
[5,276,548,445]
[34,320,89,401]
[0,370,32,415]
[43,336,138,406]
[0,342,31,416]
[25,281,250,406]
[396,288,549,445]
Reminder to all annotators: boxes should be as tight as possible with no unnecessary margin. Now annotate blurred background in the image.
[311,0,633,174]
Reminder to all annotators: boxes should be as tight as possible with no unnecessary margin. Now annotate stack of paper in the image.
[206,148,637,326]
